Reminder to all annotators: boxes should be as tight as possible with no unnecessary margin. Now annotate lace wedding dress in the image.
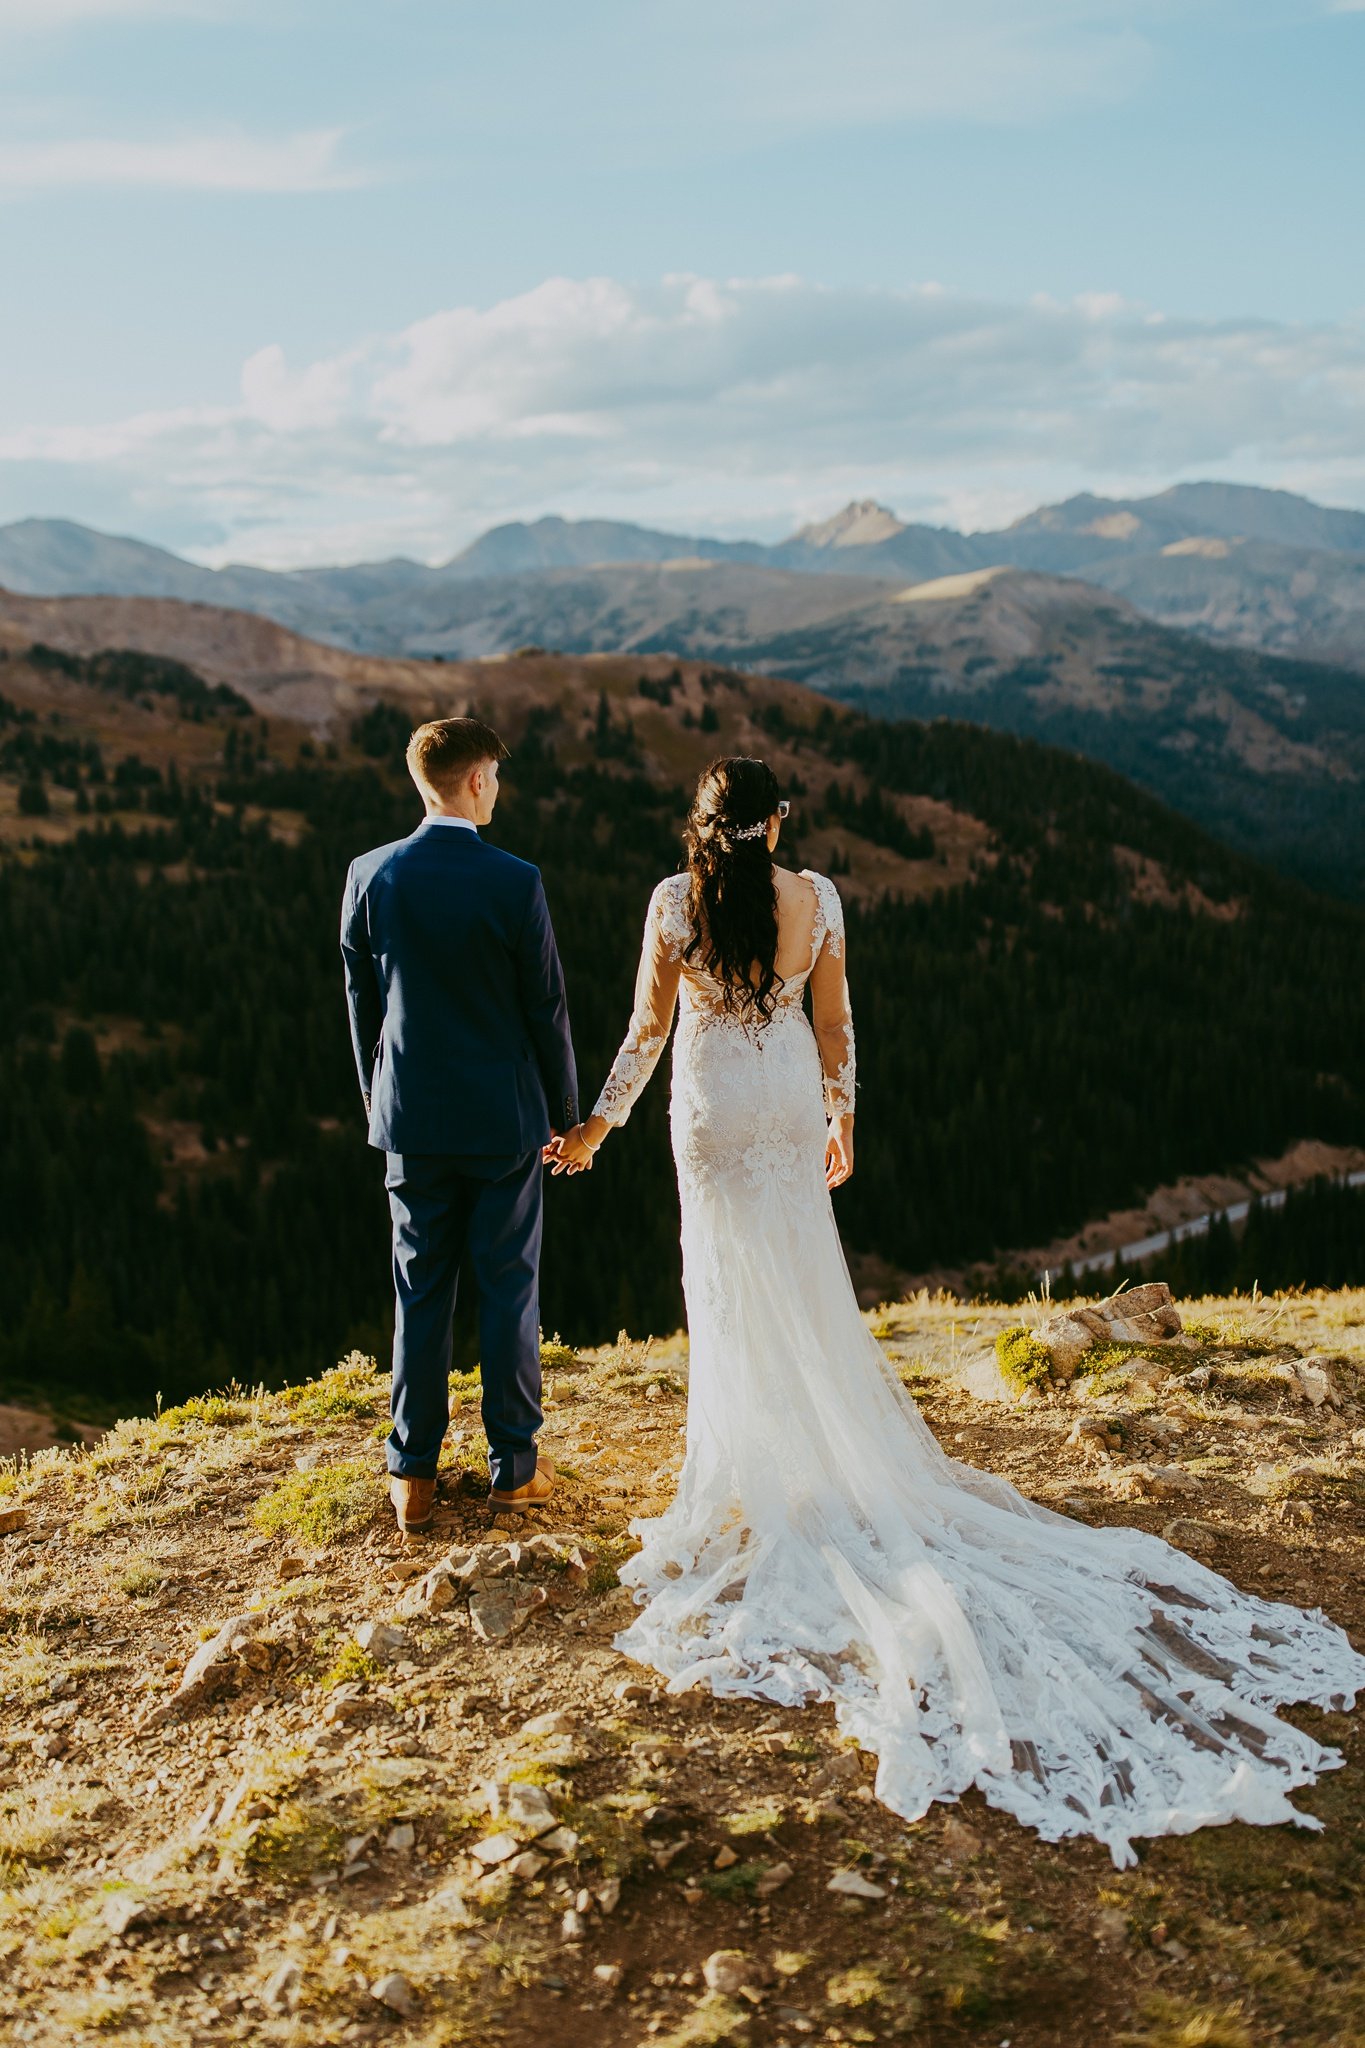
[590,869,1365,1867]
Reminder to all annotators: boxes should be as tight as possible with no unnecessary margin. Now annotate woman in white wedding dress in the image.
[551,756,1365,1868]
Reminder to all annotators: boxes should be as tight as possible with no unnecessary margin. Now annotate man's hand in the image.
[825,1113,855,1190]
[542,1128,562,1167]
[547,1123,600,1176]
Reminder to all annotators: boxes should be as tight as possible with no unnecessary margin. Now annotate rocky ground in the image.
[2,1290,1365,2048]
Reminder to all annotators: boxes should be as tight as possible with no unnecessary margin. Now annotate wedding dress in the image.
[589,868,1365,1867]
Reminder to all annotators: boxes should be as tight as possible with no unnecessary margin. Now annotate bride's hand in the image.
[549,1123,600,1175]
[825,1114,854,1190]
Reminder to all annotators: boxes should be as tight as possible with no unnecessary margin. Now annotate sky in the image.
[0,0,1363,566]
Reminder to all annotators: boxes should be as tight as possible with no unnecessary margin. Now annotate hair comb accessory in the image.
[729,818,768,841]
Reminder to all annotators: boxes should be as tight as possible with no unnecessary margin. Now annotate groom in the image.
[340,715,578,1534]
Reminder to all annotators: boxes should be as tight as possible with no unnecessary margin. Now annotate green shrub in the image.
[279,1351,385,1421]
[157,1392,254,1430]
[320,1640,383,1688]
[994,1326,1053,1395]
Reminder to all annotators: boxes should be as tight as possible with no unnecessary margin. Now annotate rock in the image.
[469,1588,516,1642]
[1066,1417,1124,1464]
[1044,1283,1183,1375]
[138,1611,265,1729]
[261,1958,303,2012]
[506,1849,550,1881]
[1109,1463,1201,1502]
[402,1569,455,1615]
[355,1620,411,1663]
[756,1861,794,1896]
[809,1752,862,1793]
[470,1832,522,1866]
[713,1844,739,1870]
[384,1823,415,1851]
[612,1678,657,1702]
[1162,1517,1221,1555]
[0,1507,29,1536]
[1093,1906,1128,1946]
[703,1951,759,1996]
[939,1816,982,1861]
[560,1908,588,1943]
[826,1868,887,1900]
[33,1731,69,1760]
[593,1962,623,1989]
[1292,1359,1342,1409]
[520,1709,578,1738]
[484,1779,558,1835]
[101,1892,151,1935]
[1097,1281,1183,1344]
[323,1696,376,1726]
[1039,1313,1104,1378]
[540,1825,580,1858]
[370,1971,415,2016]
[595,1877,621,1913]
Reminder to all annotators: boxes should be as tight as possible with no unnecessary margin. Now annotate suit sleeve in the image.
[340,862,384,1117]
[516,869,579,1130]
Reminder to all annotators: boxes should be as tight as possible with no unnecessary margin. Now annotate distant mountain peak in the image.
[793,500,907,549]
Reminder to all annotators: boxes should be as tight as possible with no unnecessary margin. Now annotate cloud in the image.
[0,126,366,195]
[2,274,1364,563]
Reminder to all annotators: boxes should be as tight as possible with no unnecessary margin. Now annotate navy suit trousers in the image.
[384,1149,543,1493]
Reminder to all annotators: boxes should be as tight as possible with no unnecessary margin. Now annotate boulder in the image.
[1041,1282,1183,1378]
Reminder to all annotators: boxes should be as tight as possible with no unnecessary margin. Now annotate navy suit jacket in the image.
[341,819,578,1157]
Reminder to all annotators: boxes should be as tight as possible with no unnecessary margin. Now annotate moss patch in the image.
[251,1459,377,1547]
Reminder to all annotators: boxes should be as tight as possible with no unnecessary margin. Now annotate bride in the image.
[550,755,1365,1867]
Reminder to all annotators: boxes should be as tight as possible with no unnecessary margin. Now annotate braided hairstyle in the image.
[682,756,784,1024]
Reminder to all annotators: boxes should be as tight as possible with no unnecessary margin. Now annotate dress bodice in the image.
[591,869,856,1129]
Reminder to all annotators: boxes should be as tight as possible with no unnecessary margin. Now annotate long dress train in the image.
[589,869,1365,1868]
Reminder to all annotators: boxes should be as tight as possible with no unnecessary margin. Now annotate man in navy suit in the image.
[341,716,578,1533]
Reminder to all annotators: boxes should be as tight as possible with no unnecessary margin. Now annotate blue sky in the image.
[1,0,1363,564]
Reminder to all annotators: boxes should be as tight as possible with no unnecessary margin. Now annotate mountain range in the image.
[4,549,1362,897]
[4,479,1365,670]
[3,479,1365,895]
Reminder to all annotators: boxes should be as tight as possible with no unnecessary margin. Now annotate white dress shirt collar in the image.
[424,815,478,832]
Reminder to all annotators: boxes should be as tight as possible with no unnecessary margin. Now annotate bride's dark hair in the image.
[682,756,783,1024]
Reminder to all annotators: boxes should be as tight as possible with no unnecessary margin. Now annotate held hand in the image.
[542,1128,563,1167]
[825,1114,854,1191]
[548,1123,600,1176]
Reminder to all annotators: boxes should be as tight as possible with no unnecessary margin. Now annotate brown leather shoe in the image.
[388,1475,435,1533]
[488,1456,555,1512]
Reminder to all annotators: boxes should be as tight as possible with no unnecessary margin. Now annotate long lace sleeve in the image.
[807,873,856,1117]
[591,878,685,1128]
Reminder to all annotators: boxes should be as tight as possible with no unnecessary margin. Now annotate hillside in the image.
[1,592,1363,1417]
[7,532,1362,900]
[2,1287,1365,2047]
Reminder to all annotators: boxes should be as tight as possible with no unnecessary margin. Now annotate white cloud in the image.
[2,274,1364,563]
[0,126,365,195]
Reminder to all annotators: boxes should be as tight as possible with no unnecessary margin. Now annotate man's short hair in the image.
[406,715,509,796]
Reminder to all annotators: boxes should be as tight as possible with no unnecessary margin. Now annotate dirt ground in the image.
[2,1288,1364,2048]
